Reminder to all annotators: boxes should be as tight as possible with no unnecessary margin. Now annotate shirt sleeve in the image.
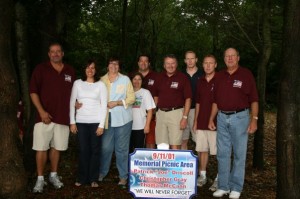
[98,82,108,128]
[143,89,156,110]
[123,77,135,108]
[69,80,78,124]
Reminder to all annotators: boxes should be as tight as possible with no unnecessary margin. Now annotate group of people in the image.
[29,42,258,199]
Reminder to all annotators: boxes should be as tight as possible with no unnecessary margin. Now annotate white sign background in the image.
[129,149,198,199]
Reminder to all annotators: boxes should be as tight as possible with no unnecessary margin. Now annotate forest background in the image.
[0,0,299,198]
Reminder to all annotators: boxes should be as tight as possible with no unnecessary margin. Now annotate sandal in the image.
[118,179,127,189]
[75,182,81,187]
[91,182,99,188]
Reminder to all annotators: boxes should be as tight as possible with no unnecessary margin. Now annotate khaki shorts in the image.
[32,122,69,151]
[182,108,195,141]
[194,129,217,155]
[155,109,183,145]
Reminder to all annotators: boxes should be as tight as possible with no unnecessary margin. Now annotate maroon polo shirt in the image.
[143,70,158,96]
[154,71,192,109]
[196,74,217,130]
[213,66,258,111]
[30,61,75,125]
[128,70,157,96]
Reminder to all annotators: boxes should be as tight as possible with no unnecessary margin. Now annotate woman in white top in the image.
[69,60,107,187]
[130,72,156,153]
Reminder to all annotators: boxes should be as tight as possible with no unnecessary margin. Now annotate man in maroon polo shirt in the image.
[153,54,192,150]
[208,48,258,199]
[193,54,218,190]
[30,42,75,193]
[129,55,158,149]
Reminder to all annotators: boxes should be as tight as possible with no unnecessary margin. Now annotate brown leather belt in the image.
[220,108,248,115]
[159,106,183,112]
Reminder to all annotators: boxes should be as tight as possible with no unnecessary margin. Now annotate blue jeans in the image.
[76,123,101,184]
[217,109,249,192]
[99,118,132,180]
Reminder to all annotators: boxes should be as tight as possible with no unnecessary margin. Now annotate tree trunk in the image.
[276,0,300,198]
[29,0,69,64]
[135,0,150,56]
[15,1,37,173]
[0,0,27,197]
[253,0,272,170]
[15,2,31,125]
[121,0,128,65]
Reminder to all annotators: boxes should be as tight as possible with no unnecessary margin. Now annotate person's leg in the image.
[155,110,169,145]
[36,151,47,176]
[181,109,195,150]
[146,119,156,149]
[89,123,101,183]
[134,129,145,149]
[200,152,209,171]
[129,130,136,153]
[216,113,231,192]
[33,122,53,176]
[168,109,183,150]
[49,148,60,172]
[181,139,189,150]
[76,123,90,184]
[99,125,114,179]
[130,130,144,153]
[114,121,132,181]
[181,125,190,149]
[207,130,218,191]
[195,130,209,186]
[50,123,69,173]
[32,122,53,192]
[196,151,208,187]
[229,110,249,193]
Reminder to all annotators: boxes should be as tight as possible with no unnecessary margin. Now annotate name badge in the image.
[233,80,242,88]
[148,79,154,86]
[64,74,72,82]
[170,82,179,89]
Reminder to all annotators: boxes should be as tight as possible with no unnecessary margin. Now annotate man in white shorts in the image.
[29,42,75,193]
[193,54,218,191]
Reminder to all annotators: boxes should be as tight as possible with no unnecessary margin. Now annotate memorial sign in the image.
[129,149,198,199]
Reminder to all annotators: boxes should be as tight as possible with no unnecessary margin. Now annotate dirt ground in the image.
[26,112,276,199]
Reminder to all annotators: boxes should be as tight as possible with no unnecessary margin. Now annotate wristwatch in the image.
[182,115,188,119]
[253,116,258,120]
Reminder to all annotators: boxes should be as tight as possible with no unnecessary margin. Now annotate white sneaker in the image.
[213,189,230,197]
[209,179,218,191]
[229,191,241,199]
[33,179,47,193]
[197,175,207,187]
[49,174,64,189]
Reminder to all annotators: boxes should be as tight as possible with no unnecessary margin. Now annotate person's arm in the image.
[208,103,218,130]
[122,80,135,107]
[69,81,78,133]
[108,79,135,109]
[193,103,200,132]
[30,93,52,124]
[98,83,108,128]
[247,101,258,134]
[180,98,191,130]
[143,90,156,133]
[144,109,153,134]
[154,96,158,106]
